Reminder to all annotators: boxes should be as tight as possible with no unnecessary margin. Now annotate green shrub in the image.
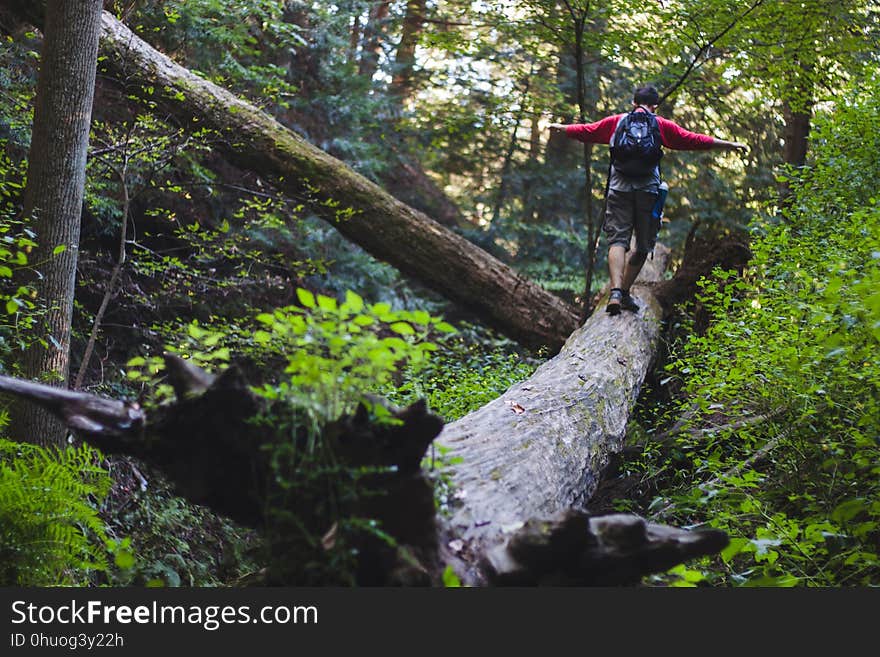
[101,474,260,588]
[647,70,880,586]
[126,288,453,583]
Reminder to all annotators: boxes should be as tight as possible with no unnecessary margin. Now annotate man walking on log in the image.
[549,85,747,315]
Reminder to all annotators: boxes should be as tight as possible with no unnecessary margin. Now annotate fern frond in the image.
[0,438,113,585]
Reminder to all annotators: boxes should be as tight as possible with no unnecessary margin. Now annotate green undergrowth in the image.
[98,464,261,587]
[390,321,538,423]
[616,73,880,587]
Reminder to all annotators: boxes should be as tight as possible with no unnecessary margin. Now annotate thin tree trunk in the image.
[540,46,578,225]
[521,103,543,223]
[9,0,102,446]
[573,35,597,317]
[782,101,811,169]
[491,74,532,224]
[568,6,602,319]
[529,108,542,162]
[73,156,130,391]
[778,60,814,205]
[349,13,361,63]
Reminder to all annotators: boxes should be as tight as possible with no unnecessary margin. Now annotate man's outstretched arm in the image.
[657,117,747,152]
[711,137,748,151]
[548,116,620,144]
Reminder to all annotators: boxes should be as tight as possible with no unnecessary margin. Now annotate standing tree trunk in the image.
[491,73,532,225]
[348,11,361,64]
[572,24,596,316]
[358,0,391,80]
[777,53,815,205]
[565,2,606,317]
[778,96,812,207]
[9,0,102,446]
[390,0,426,100]
[782,94,812,169]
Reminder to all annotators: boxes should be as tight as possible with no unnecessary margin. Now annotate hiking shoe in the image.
[620,290,639,313]
[606,288,622,315]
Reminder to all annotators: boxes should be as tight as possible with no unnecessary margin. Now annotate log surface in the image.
[437,248,672,582]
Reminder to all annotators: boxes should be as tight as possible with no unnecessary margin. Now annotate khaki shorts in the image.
[603,188,660,253]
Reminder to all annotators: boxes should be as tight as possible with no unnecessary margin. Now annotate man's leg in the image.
[621,251,647,291]
[608,244,627,290]
[603,189,635,315]
[618,190,660,311]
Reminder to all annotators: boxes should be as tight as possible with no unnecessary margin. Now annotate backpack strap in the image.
[609,111,631,165]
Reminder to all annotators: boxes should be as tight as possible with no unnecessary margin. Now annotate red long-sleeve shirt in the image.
[565,113,715,150]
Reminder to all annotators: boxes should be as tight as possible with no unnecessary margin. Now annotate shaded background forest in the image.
[0,0,877,587]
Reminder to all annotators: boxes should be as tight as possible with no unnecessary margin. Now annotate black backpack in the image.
[610,109,663,177]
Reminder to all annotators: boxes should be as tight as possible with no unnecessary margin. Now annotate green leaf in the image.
[442,565,461,587]
[742,575,800,587]
[114,550,135,570]
[390,321,415,336]
[411,310,431,325]
[720,537,752,563]
[52,244,67,256]
[317,294,337,312]
[344,290,364,313]
[832,499,866,523]
[296,288,316,308]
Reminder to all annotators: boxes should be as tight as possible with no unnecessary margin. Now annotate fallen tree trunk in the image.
[0,1,579,351]
[433,245,724,584]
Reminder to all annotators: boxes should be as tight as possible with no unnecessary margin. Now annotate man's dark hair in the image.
[633,85,660,106]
